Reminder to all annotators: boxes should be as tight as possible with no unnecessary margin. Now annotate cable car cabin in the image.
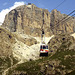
[40,44,49,56]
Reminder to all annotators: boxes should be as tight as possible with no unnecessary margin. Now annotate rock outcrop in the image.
[2,4,50,36]
[48,33,75,53]
[2,4,75,36]
[0,27,15,57]
[50,9,75,34]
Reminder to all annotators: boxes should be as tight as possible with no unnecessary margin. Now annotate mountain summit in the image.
[2,4,75,36]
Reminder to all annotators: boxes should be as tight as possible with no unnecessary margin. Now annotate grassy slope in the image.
[7,34,75,75]
[0,57,18,75]
[50,40,75,74]
[8,48,75,75]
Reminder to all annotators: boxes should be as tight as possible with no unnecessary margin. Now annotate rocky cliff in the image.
[0,27,15,57]
[2,4,50,36]
[2,4,75,36]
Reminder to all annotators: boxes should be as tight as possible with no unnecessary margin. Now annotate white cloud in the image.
[9,1,26,10]
[0,1,27,25]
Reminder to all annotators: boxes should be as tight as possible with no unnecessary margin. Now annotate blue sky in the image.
[0,0,75,14]
[0,0,75,24]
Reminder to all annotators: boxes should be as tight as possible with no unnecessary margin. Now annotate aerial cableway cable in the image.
[56,10,75,25]
[52,0,67,10]
[61,14,75,23]
[51,10,75,30]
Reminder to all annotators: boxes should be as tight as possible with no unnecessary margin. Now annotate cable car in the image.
[40,18,49,56]
[40,43,49,56]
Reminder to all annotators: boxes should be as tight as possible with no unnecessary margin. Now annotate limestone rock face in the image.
[48,33,75,53]
[2,4,75,36]
[0,27,15,57]
[0,27,38,61]
[14,33,37,46]
[50,9,75,34]
[2,4,50,36]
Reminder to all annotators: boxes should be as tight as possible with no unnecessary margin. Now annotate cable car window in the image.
[43,46,46,49]
[46,46,48,49]
[40,46,42,49]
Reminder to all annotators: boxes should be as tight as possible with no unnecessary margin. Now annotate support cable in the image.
[51,10,75,29]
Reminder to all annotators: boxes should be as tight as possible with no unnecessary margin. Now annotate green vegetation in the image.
[50,50,75,69]
[66,70,75,75]
[0,57,11,67]
[50,40,75,70]
[7,54,52,75]
[0,57,11,74]
[8,60,40,75]
[50,50,75,59]
[0,56,18,75]
[12,57,18,65]
[16,61,40,75]
[7,47,75,75]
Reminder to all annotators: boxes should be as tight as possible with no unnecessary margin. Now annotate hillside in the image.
[0,27,18,75]
[4,34,75,75]
[0,27,38,74]
[0,27,53,75]
[0,27,15,57]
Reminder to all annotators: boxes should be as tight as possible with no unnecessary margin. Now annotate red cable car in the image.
[40,44,49,56]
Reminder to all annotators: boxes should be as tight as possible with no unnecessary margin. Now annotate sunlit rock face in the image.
[0,27,15,57]
[2,4,75,36]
